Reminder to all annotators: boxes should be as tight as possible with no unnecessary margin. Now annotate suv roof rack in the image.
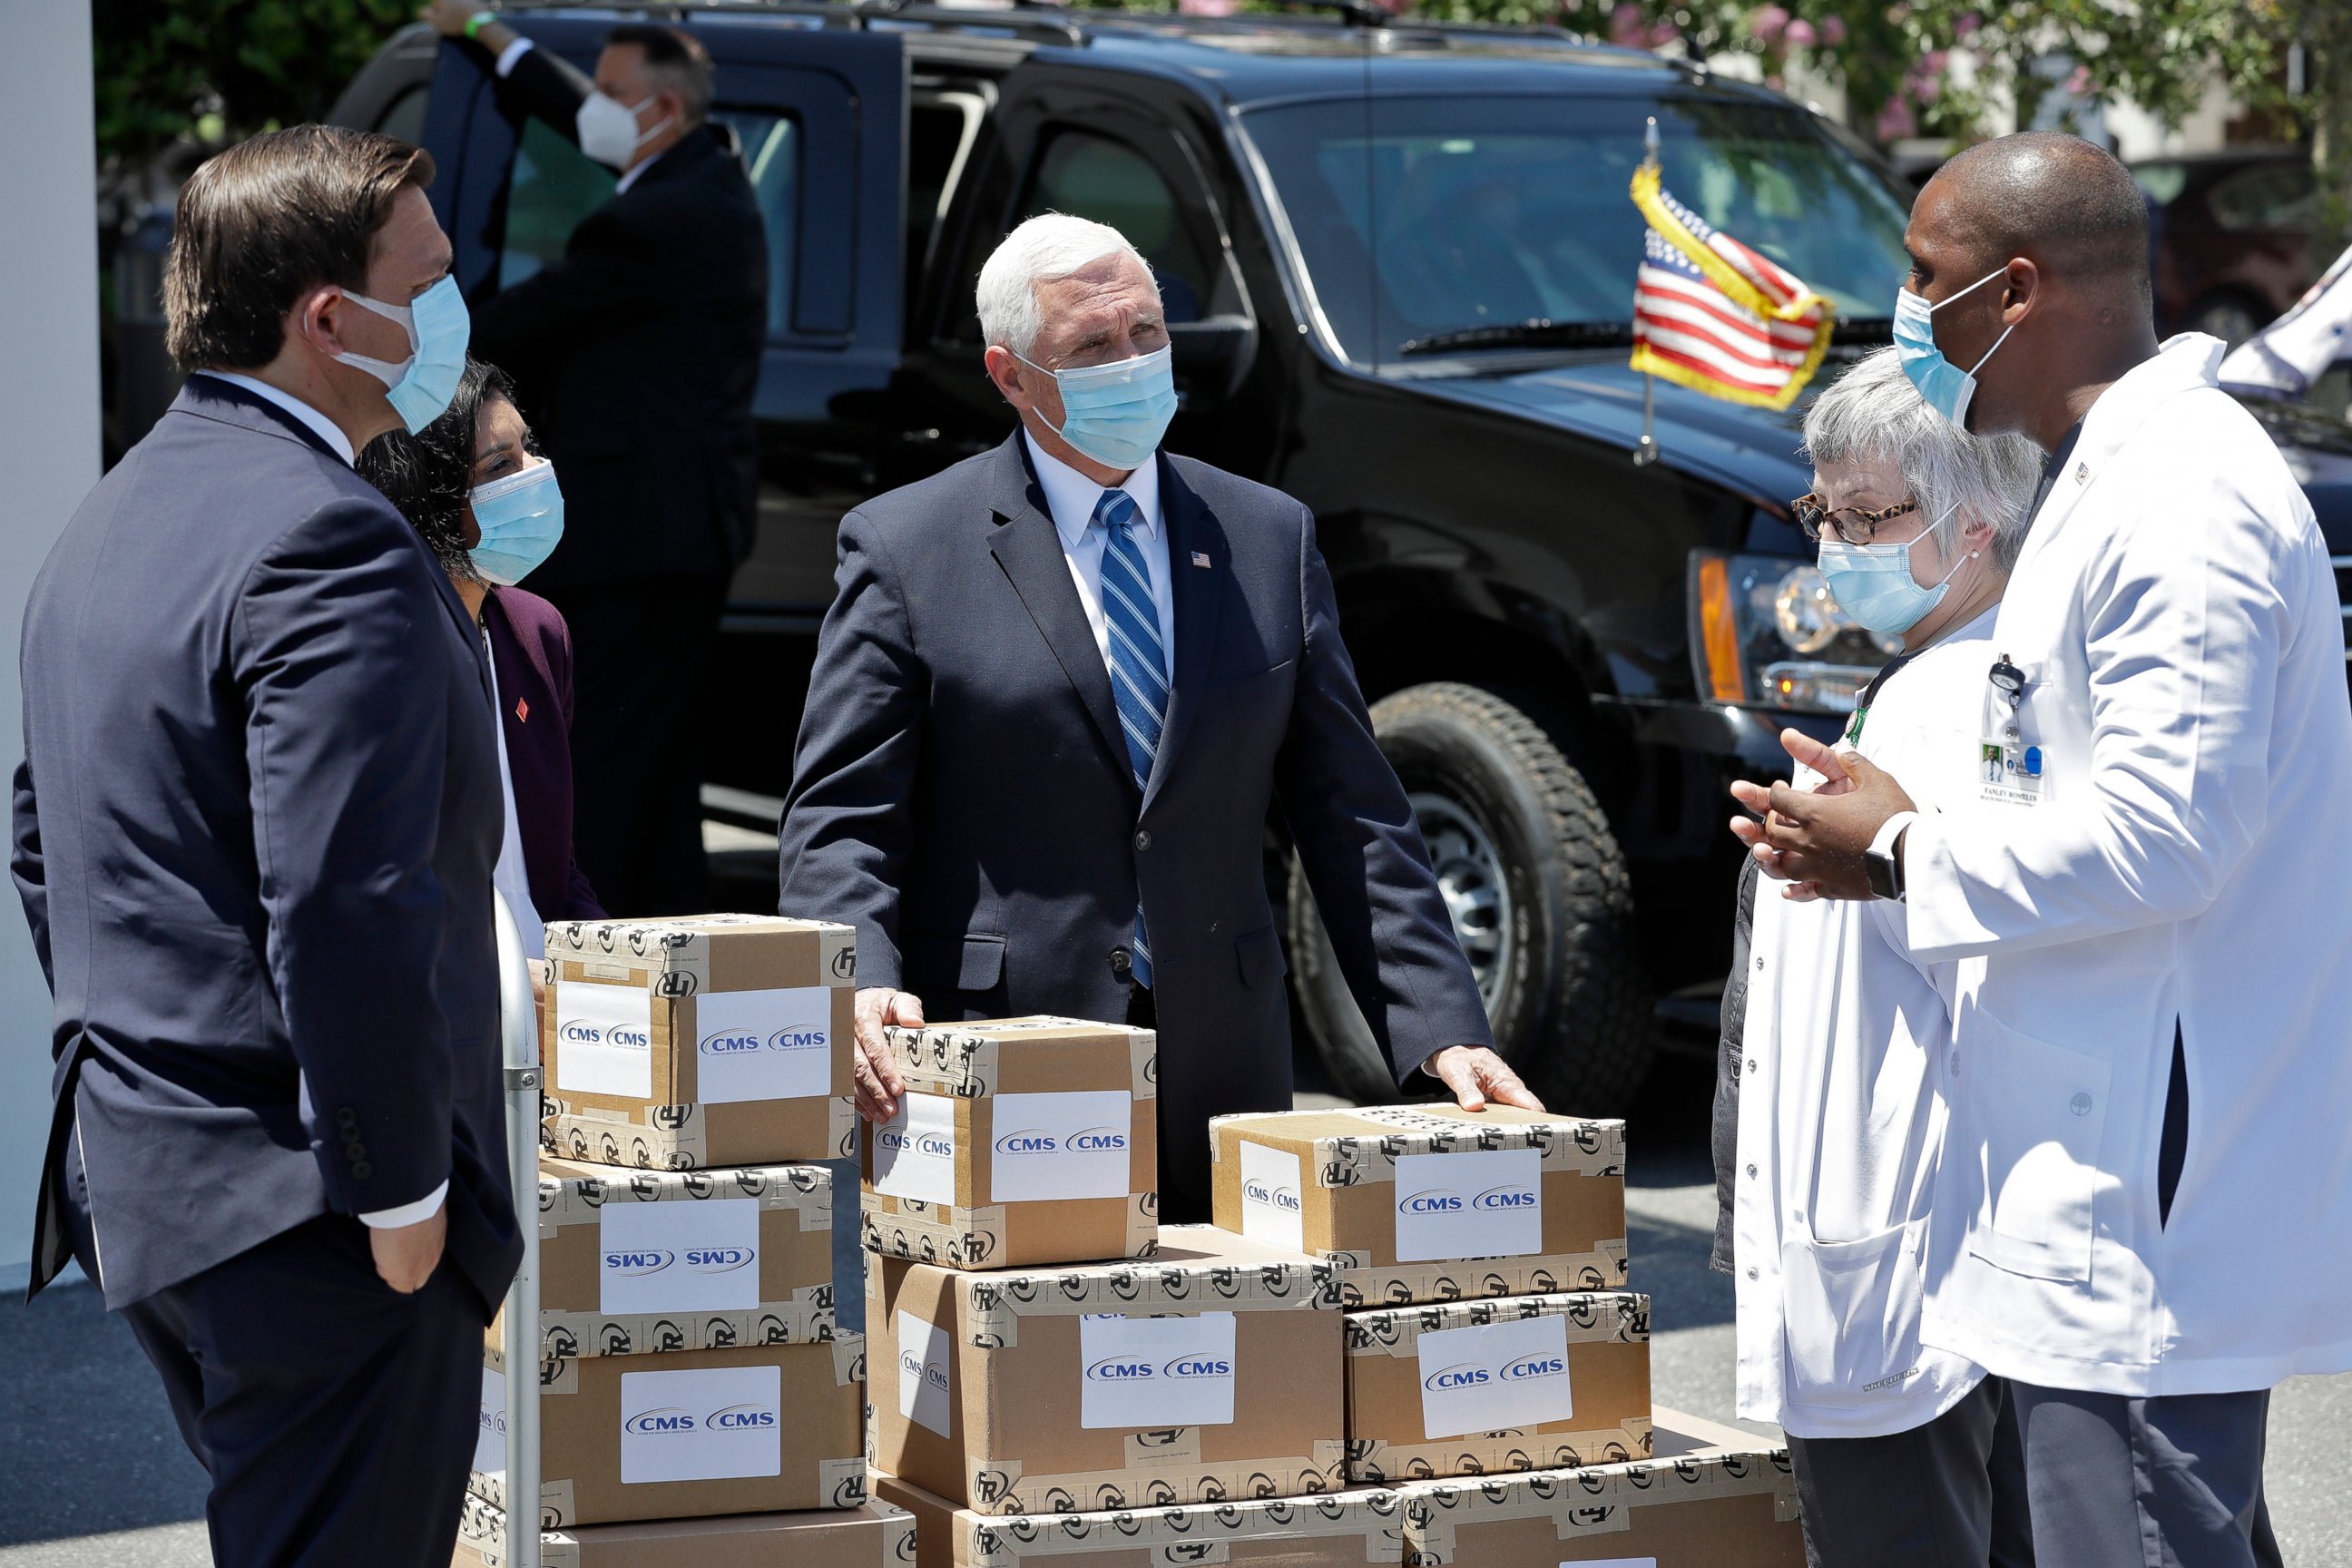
[484,0,1595,51]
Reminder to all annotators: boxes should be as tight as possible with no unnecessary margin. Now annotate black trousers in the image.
[1128,984,1213,1225]
[74,1200,484,1568]
[543,573,730,917]
[2009,1383,2279,1568]
[1787,1376,2036,1568]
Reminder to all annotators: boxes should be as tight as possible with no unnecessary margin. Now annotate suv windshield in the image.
[1241,93,1915,368]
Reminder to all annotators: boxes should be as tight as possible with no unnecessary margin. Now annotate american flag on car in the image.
[1628,161,1833,411]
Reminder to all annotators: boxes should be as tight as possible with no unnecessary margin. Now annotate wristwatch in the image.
[1865,811,1918,902]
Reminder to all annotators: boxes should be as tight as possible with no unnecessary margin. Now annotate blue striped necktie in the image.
[1095,487,1165,988]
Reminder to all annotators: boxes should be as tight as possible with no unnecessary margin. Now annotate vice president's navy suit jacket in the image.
[777,435,1491,1205]
[12,378,521,1312]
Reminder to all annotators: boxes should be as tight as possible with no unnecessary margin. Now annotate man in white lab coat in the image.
[1739,132,2352,1566]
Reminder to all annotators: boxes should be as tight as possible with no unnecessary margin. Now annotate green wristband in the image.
[464,9,497,39]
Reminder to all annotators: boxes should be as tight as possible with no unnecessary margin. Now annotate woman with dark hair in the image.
[359,358,603,949]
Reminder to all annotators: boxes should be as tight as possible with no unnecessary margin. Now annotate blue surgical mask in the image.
[1817,511,1970,635]
[1892,266,2015,426]
[467,461,564,586]
[1015,345,1178,471]
[337,275,470,435]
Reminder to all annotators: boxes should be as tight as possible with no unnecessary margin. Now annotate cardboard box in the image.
[543,916,858,1170]
[1344,1292,1651,1483]
[496,1158,835,1359]
[862,1017,1157,1269]
[867,1225,1346,1516]
[454,1494,916,1568]
[870,1470,1403,1568]
[1209,1105,1628,1307]
[1397,1407,1802,1566]
[472,1335,866,1526]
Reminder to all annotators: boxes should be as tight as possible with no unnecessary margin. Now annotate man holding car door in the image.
[1739,132,2352,1568]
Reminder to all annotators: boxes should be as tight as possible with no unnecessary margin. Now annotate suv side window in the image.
[1017,128,1210,325]
[494,109,803,336]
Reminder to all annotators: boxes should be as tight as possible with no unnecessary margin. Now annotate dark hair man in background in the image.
[13,124,519,1564]
[426,1,770,915]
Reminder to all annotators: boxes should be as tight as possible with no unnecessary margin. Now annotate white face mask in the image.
[575,92,671,170]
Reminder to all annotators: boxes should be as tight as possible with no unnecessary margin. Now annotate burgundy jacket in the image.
[480,587,604,924]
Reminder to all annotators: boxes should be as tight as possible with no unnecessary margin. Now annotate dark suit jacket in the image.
[775,436,1493,1206]
[482,585,604,924]
[11,378,522,1312]
[469,43,768,588]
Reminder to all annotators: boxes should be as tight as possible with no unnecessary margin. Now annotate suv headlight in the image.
[1690,548,1900,715]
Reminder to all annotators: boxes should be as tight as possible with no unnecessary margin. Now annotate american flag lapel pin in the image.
[1191,551,1211,568]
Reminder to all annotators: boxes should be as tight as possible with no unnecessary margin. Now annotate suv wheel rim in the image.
[1407,791,1513,1012]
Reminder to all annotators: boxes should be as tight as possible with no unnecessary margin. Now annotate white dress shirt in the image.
[196,371,355,465]
[1023,429,1177,678]
[495,35,667,194]
[195,371,450,1231]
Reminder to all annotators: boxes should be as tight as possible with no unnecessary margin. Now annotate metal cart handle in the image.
[494,890,543,1568]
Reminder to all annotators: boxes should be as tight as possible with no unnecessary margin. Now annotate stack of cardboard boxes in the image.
[861,1037,1806,1567]
[460,912,1804,1566]
[460,916,907,1568]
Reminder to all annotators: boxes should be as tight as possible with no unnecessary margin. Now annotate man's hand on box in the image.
[853,986,924,1124]
[368,1204,446,1294]
[1425,1045,1544,1113]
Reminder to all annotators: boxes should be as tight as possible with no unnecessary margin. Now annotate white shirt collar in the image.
[614,145,667,196]
[195,371,356,466]
[1024,427,1161,553]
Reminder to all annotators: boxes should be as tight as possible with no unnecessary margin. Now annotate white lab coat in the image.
[1734,610,1992,1438]
[1893,336,2352,1396]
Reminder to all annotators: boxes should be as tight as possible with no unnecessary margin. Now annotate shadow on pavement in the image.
[0,1283,205,1548]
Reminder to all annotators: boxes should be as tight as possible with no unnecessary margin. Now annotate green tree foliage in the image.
[1430,0,2342,250]
[95,0,418,167]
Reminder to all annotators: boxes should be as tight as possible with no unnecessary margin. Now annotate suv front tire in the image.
[1288,681,1653,1113]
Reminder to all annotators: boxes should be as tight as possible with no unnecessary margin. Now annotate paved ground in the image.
[4,1048,2345,1563]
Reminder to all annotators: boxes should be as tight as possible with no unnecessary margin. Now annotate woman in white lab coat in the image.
[1725,348,2043,1565]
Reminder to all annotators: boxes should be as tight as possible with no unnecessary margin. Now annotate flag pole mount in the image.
[1633,116,1661,467]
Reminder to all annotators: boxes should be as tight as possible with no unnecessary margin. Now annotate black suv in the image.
[316,3,2347,1111]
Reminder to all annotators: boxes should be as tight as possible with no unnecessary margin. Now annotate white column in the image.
[0,1,100,1289]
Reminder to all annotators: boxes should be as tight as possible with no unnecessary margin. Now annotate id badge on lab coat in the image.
[1978,662,2050,806]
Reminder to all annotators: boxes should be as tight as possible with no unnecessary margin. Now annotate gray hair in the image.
[1802,347,2044,572]
[976,213,1156,360]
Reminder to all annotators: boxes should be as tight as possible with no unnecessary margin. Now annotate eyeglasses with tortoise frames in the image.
[1788,493,1920,544]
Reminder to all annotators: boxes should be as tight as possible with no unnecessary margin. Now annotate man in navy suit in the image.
[12,125,519,1565]
[777,215,1537,1219]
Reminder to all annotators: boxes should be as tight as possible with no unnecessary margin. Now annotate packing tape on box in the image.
[1122,1427,1203,1468]
[865,1194,1160,1273]
[1399,1447,1799,1566]
[1345,1292,1649,1359]
[1348,1419,1655,1485]
[1208,1107,1625,1185]
[458,1493,916,1568]
[960,1256,1337,1348]
[544,1097,859,1169]
[882,1021,1157,1100]
[537,1286,834,1358]
[537,1161,833,1231]
[966,1441,1352,1519]
[545,916,858,996]
[956,1488,1406,1567]
[466,1469,578,1530]
[1321,1239,1632,1308]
